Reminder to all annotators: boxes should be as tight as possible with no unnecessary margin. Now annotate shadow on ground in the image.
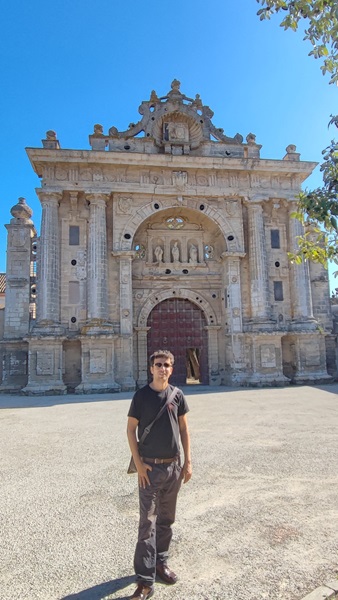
[1,382,337,410]
[60,575,134,600]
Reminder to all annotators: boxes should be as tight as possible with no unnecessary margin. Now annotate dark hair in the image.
[149,349,174,366]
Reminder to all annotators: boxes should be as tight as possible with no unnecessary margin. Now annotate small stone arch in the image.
[137,287,218,328]
[121,198,243,252]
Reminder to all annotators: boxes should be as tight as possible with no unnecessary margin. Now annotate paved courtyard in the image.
[1,384,338,600]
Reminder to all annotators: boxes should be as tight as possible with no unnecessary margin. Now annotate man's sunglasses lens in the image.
[154,362,171,368]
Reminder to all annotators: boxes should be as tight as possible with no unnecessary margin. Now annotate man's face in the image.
[150,356,173,383]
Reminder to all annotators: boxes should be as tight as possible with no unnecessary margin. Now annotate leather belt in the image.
[141,456,178,464]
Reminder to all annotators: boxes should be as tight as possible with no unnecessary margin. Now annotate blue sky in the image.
[0,0,336,290]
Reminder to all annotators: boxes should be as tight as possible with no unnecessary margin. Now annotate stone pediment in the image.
[89,80,245,156]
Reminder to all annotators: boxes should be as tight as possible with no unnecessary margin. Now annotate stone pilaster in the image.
[112,251,136,389]
[205,325,221,385]
[36,191,62,325]
[221,252,245,334]
[288,204,316,329]
[113,251,135,336]
[135,326,151,387]
[86,194,109,323]
[247,202,271,326]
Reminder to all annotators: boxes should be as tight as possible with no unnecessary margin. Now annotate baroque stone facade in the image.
[0,81,335,393]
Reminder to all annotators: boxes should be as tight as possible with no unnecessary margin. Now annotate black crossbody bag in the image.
[127,386,178,474]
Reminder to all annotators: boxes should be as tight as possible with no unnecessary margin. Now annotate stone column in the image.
[113,251,136,390]
[86,194,109,323]
[247,202,271,324]
[36,191,62,324]
[288,203,315,327]
[4,198,36,339]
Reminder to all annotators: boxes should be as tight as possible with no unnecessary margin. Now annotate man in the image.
[127,349,192,600]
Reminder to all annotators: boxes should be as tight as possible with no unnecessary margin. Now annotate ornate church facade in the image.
[1,81,335,393]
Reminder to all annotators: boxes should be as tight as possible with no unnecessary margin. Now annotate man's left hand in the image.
[182,460,192,483]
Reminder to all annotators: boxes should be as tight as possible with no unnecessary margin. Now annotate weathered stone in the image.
[0,81,336,393]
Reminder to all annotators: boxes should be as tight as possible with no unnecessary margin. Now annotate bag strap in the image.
[139,386,178,445]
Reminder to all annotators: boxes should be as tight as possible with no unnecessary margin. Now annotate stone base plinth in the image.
[119,376,136,392]
[75,382,121,394]
[246,372,290,387]
[0,383,27,394]
[292,372,333,385]
[21,383,67,395]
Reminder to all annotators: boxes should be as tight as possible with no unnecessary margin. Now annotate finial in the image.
[150,90,159,103]
[46,130,57,140]
[286,144,297,154]
[93,124,104,136]
[10,197,33,222]
[171,79,181,91]
[246,133,256,144]
[42,130,60,149]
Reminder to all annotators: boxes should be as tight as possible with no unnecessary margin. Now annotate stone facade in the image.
[0,81,335,393]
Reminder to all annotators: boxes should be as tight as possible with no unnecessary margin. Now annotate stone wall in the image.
[1,82,336,393]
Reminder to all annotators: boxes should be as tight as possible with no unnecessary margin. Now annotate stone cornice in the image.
[26,147,317,180]
[36,183,304,203]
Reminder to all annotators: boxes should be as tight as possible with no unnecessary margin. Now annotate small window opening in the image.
[69,225,79,246]
[271,229,280,249]
[274,281,284,301]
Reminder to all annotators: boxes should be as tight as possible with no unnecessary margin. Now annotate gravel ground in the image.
[1,384,338,600]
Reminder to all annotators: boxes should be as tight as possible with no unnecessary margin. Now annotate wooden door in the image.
[147,298,209,385]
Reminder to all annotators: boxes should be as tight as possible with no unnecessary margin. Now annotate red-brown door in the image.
[147,298,209,385]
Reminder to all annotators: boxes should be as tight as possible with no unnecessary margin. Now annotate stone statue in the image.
[172,242,180,262]
[93,124,104,135]
[189,244,198,264]
[154,246,163,262]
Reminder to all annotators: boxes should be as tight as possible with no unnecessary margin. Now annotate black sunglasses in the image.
[153,362,172,368]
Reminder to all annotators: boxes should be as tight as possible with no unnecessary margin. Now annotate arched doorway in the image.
[147,298,209,385]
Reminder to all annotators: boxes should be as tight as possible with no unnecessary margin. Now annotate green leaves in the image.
[256,2,338,270]
[289,128,338,267]
[256,0,338,84]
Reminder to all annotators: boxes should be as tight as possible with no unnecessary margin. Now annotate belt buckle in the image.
[154,458,160,464]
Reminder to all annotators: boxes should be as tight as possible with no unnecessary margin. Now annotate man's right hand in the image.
[137,461,152,488]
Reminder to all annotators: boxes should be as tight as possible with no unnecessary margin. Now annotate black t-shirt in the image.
[128,384,189,459]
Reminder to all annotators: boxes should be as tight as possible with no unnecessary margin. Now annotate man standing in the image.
[127,350,192,600]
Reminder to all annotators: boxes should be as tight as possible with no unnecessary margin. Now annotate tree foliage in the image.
[256,0,338,84]
[256,1,338,277]
[289,116,338,267]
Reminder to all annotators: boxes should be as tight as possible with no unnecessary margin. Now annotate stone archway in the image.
[147,298,209,386]
[135,288,220,387]
[119,198,242,253]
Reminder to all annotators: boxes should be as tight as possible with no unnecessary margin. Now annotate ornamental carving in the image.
[90,80,245,157]
[37,351,54,375]
[118,196,132,214]
[55,168,68,181]
[172,171,188,189]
